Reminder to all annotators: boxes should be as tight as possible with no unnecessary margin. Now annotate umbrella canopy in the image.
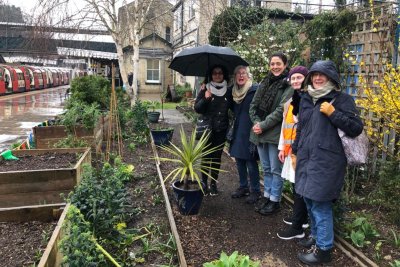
[169,44,248,77]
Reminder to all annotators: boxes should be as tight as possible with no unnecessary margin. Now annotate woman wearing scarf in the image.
[249,52,293,215]
[277,66,310,241]
[194,65,233,196]
[229,66,261,204]
[291,60,363,265]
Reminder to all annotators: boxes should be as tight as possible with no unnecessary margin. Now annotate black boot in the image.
[298,246,332,265]
[259,200,280,215]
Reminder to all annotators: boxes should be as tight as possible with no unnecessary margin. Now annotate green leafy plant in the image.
[69,75,111,110]
[305,9,356,70]
[390,260,400,267]
[60,205,108,266]
[157,126,225,191]
[230,18,306,81]
[350,230,367,248]
[58,101,102,132]
[203,251,260,267]
[346,217,379,247]
[390,229,400,248]
[54,135,89,148]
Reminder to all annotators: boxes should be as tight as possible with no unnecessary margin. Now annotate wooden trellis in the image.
[342,3,399,166]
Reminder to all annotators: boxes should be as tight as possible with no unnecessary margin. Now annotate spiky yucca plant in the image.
[157,126,225,192]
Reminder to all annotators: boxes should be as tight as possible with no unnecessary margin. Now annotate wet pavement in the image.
[0,90,188,152]
[0,87,68,152]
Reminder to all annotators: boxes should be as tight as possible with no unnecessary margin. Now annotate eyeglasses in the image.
[212,72,223,75]
[236,72,248,77]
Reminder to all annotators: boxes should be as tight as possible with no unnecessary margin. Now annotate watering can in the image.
[0,150,19,160]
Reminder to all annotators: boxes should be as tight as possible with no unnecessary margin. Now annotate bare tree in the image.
[33,0,172,103]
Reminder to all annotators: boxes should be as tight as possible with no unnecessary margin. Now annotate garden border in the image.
[150,133,188,267]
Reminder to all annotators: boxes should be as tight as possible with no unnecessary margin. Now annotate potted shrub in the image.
[146,101,161,123]
[157,127,224,215]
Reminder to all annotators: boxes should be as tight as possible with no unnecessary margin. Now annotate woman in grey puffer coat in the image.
[291,60,364,265]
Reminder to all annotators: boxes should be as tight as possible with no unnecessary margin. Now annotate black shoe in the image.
[298,246,332,265]
[259,201,280,215]
[283,217,309,229]
[231,187,249,198]
[209,183,219,196]
[297,236,316,248]
[254,197,269,212]
[246,191,261,204]
[277,227,305,240]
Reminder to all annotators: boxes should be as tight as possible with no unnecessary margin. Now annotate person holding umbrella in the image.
[249,52,293,215]
[194,65,233,196]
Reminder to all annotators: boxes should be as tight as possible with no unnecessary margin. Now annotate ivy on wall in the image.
[305,9,356,70]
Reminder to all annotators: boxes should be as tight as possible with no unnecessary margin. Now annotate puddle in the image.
[18,122,41,129]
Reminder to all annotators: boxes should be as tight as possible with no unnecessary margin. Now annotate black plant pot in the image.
[172,180,205,215]
[147,111,160,123]
[150,128,174,146]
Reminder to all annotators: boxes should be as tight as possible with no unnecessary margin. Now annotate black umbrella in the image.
[169,44,248,77]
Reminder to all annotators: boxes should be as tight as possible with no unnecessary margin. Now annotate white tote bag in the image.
[281,156,295,183]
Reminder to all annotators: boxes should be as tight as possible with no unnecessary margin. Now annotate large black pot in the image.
[172,180,205,215]
[150,128,174,146]
[147,111,160,123]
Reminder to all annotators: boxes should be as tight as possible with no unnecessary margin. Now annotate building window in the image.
[189,0,196,19]
[174,5,182,30]
[166,27,171,42]
[147,59,160,83]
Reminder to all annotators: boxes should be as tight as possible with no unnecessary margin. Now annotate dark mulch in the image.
[0,221,56,267]
[122,139,179,266]
[0,152,78,172]
[158,122,356,267]
[0,152,78,267]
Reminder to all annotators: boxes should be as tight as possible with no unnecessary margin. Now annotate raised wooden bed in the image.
[0,148,91,209]
[33,116,107,153]
[37,203,70,267]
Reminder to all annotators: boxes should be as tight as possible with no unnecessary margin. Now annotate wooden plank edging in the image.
[37,203,70,267]
[150,134,187,267]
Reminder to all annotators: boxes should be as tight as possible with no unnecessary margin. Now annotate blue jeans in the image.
[303,197,334,250]
[257,143,283,202]
[235,158,260,192]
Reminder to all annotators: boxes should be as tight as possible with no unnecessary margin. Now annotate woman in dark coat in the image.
[194,65,233,196]
[229,65,260,204]
[291,60,364,265]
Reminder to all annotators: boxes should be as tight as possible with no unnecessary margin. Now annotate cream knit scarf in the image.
[232,79,252,104]
[307,81,337,104]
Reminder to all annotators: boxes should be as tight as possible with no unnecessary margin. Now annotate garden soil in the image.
[0,152,78,267]
[155,112,356,266]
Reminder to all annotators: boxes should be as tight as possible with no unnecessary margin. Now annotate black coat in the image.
[229,84,257,160]
[194,87,233,132]
[292,90,363,201]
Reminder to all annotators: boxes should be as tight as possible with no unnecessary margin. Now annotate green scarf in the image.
[256,69,289,115]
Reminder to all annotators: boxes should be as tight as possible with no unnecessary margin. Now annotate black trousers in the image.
[292,183,309,230]
[202,130,227,185]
